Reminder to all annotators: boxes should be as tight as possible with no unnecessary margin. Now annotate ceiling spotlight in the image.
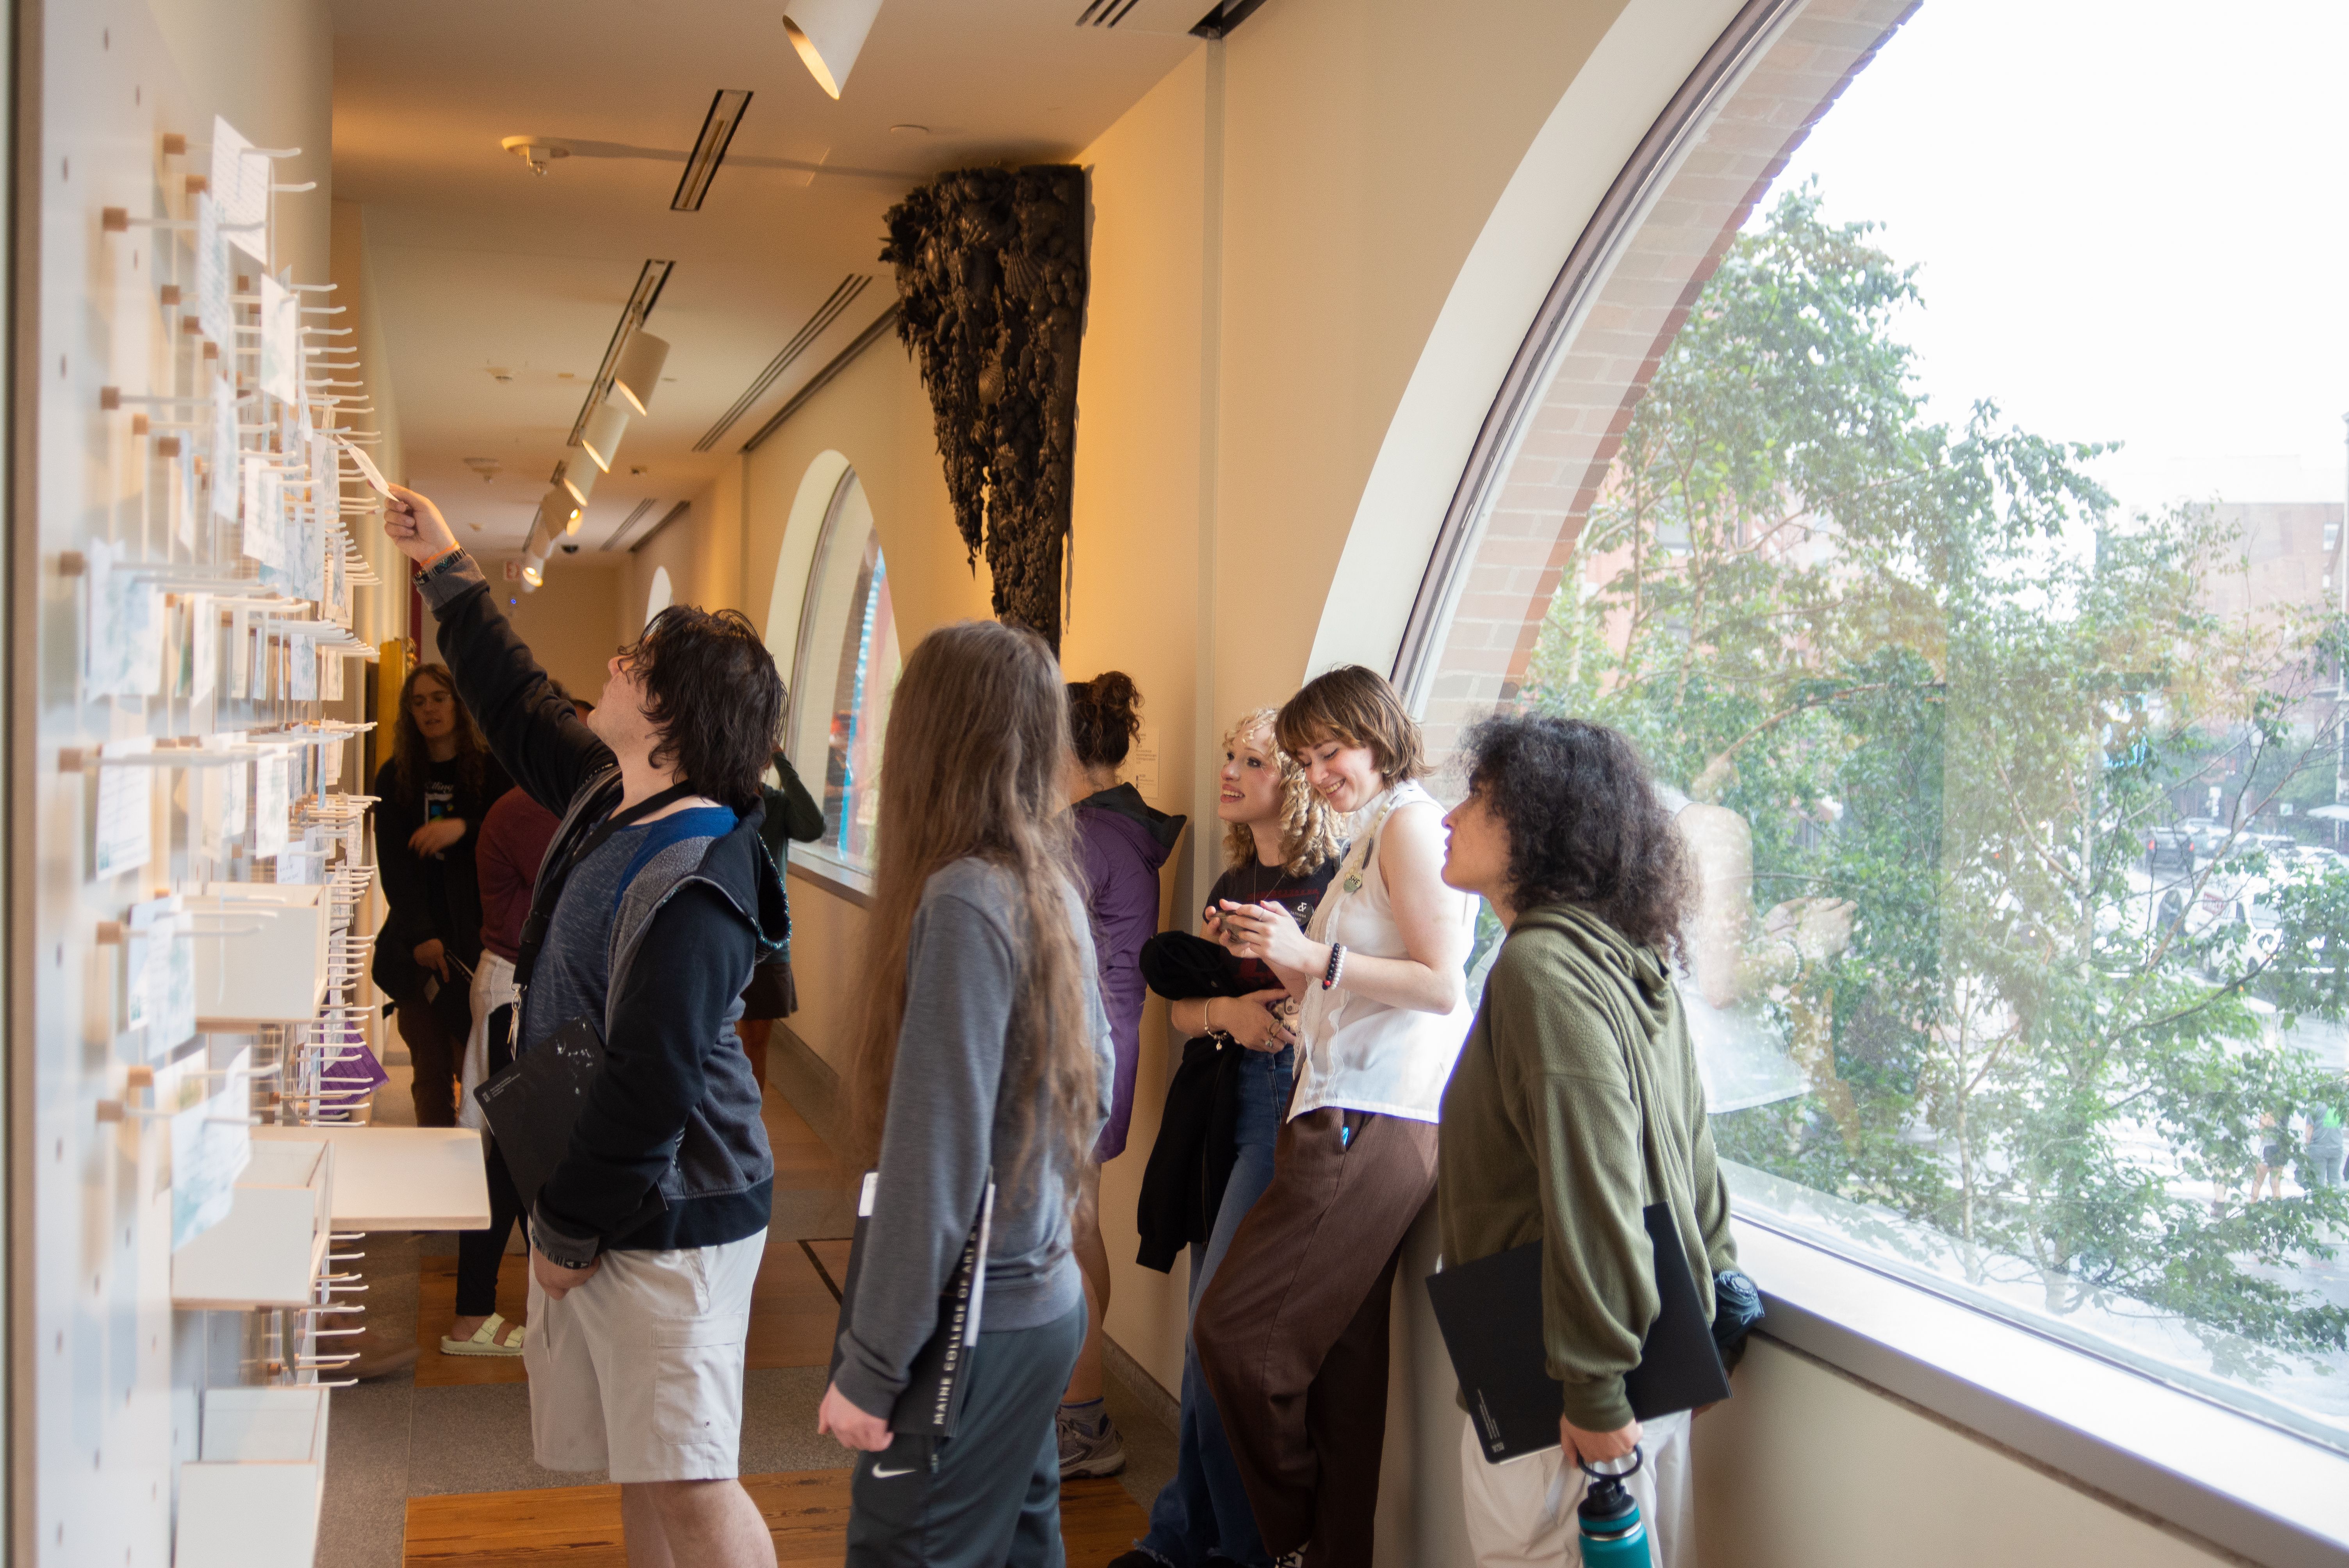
[613,330,671,415]
[672,91,752,212]
[581,401,629,472]
[782,0,882,99]
[520,559,544,590]
[537,486,582,537]
[500,135,572,175]
[559,450,599,505]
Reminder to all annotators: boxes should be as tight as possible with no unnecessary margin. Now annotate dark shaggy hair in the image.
[392,663,489,810]
[1461,713,1691,955]
[1276,665,1425,785]
[622,606,785,812]
[1067,671,1142,769]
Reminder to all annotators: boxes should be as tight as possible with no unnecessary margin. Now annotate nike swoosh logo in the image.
[870,1463,916,1479]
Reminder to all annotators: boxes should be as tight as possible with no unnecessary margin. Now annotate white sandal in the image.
[439,1312,527,1357]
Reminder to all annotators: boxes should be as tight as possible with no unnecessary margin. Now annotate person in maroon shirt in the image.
[441,695,590,1357]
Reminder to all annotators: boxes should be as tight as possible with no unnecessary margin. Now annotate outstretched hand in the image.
[383,483,460,569]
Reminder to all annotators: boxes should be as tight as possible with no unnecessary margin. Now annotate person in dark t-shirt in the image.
[370,662,509,1128]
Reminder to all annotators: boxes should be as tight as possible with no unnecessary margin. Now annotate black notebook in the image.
[827,1170,996,1438]
[471,1013,667,1238]
[1429,1203,1732,1464]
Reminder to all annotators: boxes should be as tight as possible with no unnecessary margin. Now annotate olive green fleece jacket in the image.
[1436,901,1737,1432]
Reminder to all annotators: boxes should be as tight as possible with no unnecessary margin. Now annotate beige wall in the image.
[480,552,626,701]
[1695,1340,2235,1567]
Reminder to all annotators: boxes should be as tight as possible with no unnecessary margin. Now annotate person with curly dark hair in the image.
[383,484,789,1568]
[1435,712,1737,1568]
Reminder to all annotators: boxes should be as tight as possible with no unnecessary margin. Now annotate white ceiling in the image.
[330,0,1200,553]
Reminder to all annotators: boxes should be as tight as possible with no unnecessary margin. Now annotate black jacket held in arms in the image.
[417,550,783,1259]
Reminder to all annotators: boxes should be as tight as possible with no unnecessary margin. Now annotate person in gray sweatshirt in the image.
[818,619,1115,1568]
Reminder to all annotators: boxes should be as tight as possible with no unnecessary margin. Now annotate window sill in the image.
[1734,1216,2349,1567]
[786,849,873,909]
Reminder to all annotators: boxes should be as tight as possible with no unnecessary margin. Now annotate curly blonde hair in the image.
[1222,709,1344,875]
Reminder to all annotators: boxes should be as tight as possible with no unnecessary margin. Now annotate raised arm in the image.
[383,485,615,814]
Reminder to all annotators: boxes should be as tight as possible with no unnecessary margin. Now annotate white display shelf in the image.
[253,1124,491,1229]
[171,1138,333,1311]
[188,882,330,1027]
[174,1386,330,1568]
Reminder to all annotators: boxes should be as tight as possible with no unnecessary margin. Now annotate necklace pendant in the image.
[1343,872,1363,894]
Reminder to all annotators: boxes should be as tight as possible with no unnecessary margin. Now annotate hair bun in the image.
[1070,670,1143,767]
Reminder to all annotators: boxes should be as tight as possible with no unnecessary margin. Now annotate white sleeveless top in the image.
[1289,780,1478,1124]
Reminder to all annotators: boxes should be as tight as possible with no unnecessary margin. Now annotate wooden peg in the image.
[101,207,128,233]
[125,1066,154,1089]
[156,436,181,457]
[181,317,202,335]
[130,414,148,437]
[184,174,208,195]
[158,284,180,306]
[98,387,120,411]
[200,341,218,360]
[160,133,186,156]
[94,921,123,945]
[94,1101,125,1123]
[56,555,84,579]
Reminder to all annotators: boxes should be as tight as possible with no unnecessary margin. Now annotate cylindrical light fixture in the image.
[581,399,629,472]
[783,0,882,99]
[559,449,599,506]
[536,486,582,538]
[520,557,545,591]
[612,330,670,415]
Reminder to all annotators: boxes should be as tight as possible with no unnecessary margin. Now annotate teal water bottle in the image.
[1577,1448,1652,1567]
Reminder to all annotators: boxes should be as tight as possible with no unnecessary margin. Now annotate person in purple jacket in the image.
[1059,671,1187,1480]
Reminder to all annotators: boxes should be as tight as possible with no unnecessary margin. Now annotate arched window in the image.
[1401,0,2349,1454]
[789,468,899,870]
[644,566,673,626]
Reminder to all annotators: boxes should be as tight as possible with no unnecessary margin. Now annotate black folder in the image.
[1429,1203,1731,1463]
[471,1013,666,1237]
[827,1170,997,1438]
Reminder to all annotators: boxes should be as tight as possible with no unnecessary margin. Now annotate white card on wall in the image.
[189,595,216,705]
[93,742,155,880]
[169,1048,252,1251]
[254,752,289,858]
[289,637,318,701]
[194,191,228,340]
[127,897,195,1058]
[1125,722,1162,802]
[258,274,299,406]
[87,540,163,699]
[227,606,251,700]
[209,372,239,521]
[210,114,269,264]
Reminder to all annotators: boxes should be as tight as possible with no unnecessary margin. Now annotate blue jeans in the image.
[1140,1044,1293,1568]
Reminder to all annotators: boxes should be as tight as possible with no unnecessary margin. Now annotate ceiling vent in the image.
[673,90,753,212]
[693,274,872,451]
[601,497,663,551]
[1076,0,1265,35]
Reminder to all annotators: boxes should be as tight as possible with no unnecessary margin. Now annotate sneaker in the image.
[1057,1404,1127,1479]
[1271,1549,1308,1568]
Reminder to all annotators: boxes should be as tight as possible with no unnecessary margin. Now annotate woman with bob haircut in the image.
[817,620,1115,1568]
[1435,713,1737,1568]
[1193,665,1476,1568]
[1115,708,1344,1568]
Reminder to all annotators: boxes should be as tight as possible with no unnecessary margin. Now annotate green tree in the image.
[1527,182,2349,1361]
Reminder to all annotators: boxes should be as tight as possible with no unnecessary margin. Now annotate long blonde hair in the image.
[848,620,1099,1197]
[1221,708,1344,875]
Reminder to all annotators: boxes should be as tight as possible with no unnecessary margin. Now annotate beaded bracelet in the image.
[1322,942,1347,991]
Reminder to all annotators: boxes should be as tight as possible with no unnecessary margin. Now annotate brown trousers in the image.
[1193,1105,1440,1566]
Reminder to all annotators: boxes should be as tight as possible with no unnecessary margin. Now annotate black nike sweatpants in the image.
[845,1298,1088,1568]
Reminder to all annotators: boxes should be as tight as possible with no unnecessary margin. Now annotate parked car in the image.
[2146,826,2196,876]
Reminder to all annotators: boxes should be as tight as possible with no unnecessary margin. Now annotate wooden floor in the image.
[403,1470,1150,1566]
[412,1094,857,1387]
